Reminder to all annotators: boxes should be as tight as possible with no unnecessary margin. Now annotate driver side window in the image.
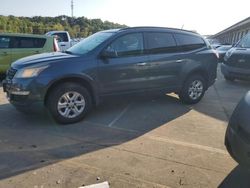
[107,33,144,57]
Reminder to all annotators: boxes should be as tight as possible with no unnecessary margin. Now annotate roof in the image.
[0,32,51,38]
[100,27,199,37]
[119,26,198,34]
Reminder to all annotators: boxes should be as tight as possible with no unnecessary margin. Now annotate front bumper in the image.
[225,126,250,166]
[2,78,44,111]
[221,63,250,80]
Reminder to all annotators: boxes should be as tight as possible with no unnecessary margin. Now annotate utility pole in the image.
[71,0,74,18]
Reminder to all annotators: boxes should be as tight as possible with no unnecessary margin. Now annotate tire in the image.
[46,82,92,124]
[179,75,206,104]
[224,75,235,82]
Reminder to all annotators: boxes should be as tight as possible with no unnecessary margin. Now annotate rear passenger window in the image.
[145,32,177,54]
[174,34,205,51]
[0,36,10,48]
[10,37,46,48]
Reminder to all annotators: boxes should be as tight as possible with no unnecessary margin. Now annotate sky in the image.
[1,0,250,35]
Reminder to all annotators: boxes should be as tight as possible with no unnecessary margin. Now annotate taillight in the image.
[53,38,59,52]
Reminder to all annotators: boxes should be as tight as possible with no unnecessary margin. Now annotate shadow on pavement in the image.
[218,165,250,188]
[1,74,249,182]
[0,93,191,180]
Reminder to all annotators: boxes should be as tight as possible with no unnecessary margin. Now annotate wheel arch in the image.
[182,68,209,90]
[44,75,99,106]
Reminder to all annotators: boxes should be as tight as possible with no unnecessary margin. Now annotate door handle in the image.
[137,62,147,66]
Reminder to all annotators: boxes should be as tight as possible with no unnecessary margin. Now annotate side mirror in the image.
[100,50,117,59]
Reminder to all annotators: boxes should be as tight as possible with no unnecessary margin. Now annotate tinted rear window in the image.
[145,32,177,54]
[174,34,206,51]
[10,37,46,48]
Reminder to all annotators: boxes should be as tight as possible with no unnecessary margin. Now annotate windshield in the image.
[237,34,250,48]
[67,31,115,55]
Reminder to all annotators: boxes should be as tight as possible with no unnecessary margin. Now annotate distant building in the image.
[211,17,250,44]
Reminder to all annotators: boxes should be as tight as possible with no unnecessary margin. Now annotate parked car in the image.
[225,91,250,167]
[222,33,250,81]
[216,45,232,62]
[0,33,59,74]
[45,31,73,51]
[2,27,218,124]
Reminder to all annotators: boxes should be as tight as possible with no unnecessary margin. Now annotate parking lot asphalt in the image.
[0,68,250,188]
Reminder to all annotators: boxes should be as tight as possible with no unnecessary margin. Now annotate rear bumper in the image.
[221,63,250,80]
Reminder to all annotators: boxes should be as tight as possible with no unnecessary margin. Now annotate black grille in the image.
[6,68,17,80]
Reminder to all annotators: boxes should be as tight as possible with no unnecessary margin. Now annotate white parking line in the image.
[147,135,229,155]
[107,103,131,127]
[79,181,109,188]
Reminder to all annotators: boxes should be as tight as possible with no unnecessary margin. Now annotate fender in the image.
[179,59,209,87]
[43,73,100,105]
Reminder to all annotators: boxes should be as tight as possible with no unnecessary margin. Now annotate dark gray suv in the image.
[3,27,218,124]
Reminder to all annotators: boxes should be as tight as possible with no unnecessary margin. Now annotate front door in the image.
[97,33,150,94]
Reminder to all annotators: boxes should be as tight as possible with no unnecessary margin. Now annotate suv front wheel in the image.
[179,75,206,104]
[47,82,92,124]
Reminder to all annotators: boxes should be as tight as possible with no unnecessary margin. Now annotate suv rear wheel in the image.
[179,75,206,104]
[47,82,92,124]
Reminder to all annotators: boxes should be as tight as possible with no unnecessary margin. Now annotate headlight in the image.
[15,65,49,78]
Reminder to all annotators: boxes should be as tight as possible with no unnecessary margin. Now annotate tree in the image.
[0,15,126,37]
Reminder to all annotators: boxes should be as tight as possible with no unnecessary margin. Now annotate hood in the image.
[224,47,250,68]
[12,52,78,69]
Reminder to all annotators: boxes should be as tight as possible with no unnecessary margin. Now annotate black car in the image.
[2,27,218,124]
[225,91,250,167]
[222,34,250,81]
[216,45,232,62]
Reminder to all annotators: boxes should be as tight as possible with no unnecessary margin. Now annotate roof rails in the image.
[119,26,197,34]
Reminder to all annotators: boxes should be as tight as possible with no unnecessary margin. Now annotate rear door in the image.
[0,36,11,73]
[10,36,46,63]
[144,32,184,89]
[98,32,150,94]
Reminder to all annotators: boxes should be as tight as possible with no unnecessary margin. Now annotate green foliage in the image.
[0,15,127,37]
